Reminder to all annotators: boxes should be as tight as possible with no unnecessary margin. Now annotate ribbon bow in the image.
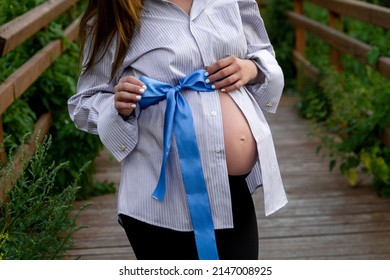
[139,69,219,260]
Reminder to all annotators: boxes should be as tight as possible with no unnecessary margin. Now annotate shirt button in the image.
[120,145,127,151]
[211,111,217,116]
[266,102,273,108]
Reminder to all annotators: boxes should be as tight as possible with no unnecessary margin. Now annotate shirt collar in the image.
[158,0,208,21]
[191,0,208,20]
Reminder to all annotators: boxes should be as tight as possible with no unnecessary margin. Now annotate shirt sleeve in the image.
[239,0,284,113]
[67,31,139,162]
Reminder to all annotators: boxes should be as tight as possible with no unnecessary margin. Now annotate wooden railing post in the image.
[0,117,5,164]
[0,116,5,202]
[329,11,344,71]
[293,0,309,90]
[294,0,306,56]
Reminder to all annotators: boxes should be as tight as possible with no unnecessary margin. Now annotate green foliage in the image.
[2,99,36,149]
[48,114,104,199]
[0,0,47,25]
[296,79,330,122]
[344,18,390,58]
[0,135,88,260]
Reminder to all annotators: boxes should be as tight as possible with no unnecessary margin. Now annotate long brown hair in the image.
[78,0,144,80]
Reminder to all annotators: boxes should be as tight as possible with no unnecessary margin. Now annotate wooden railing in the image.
[0,0,81,201]
[289,0,390,80]
[288,0,390,146]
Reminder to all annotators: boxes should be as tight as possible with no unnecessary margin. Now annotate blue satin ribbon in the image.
[139,69,219,260]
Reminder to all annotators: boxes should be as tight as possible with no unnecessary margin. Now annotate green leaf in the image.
[367,46,381,65]
[346,169,359,186]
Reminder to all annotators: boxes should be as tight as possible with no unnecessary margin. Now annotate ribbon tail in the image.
[152,168,167,201]
[174,94,219,260]
[152,89,177,201]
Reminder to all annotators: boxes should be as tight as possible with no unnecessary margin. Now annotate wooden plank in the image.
[0,80,14,116]
[378,56,390,81]
[293,50,320,81]
[288,11,390,80]
[64,17,80,42]
[260,212,390,229]
[0,0,79,56]
[255,196,390,218]
[381,127,390,148]
[71,234,130,248]
[66,246,135,260]
[328,10,343,71]
[260,232,390,259]
[13,41,62,100]
[308,0,390,29]
[0,17,80,115]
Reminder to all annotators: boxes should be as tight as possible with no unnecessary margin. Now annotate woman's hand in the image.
[205,56,265,93]
[114,76,146,118]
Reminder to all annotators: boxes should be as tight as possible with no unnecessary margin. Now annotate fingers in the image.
[114,76,146,117]
[205,56,234,77]
[205,56,258,93]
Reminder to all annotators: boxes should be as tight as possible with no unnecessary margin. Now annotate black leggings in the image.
[118,174,258,260]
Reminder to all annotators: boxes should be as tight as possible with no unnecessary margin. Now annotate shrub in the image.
[0,135,88,260]
[304,67,390,195]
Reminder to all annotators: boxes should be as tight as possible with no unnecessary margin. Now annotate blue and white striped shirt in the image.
[68,0,287,231]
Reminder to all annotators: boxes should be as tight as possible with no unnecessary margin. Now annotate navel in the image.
[239,135,247,143]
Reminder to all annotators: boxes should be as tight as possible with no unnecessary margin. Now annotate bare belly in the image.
[219,91,258,175]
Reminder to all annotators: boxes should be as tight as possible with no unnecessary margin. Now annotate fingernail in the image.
[221,88,226,92]
[136,95,142,100]
[131,104,137,108]
[142,85,147,89]
[205,79,210,83]
[211,85,216,89]
[139,88,145,93]
[205,72,209,77]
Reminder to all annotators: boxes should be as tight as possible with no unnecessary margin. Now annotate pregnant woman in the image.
[68,0,287,260]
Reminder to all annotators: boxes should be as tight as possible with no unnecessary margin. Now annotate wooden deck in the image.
[66,95,390,260]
